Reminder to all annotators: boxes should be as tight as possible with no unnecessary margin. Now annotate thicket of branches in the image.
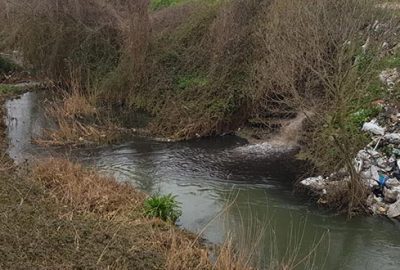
[1,0,397,212]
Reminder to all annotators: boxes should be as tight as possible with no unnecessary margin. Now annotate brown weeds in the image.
[36,87,129,146]
[33,158,145,219]
[30,158,251,269]
[252,0,391,214]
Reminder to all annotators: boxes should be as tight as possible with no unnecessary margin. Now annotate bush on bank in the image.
[1,0,399,209]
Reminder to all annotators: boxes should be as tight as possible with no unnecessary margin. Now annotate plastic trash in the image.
[361,120,385,136]
[393,148,400,156]
[384,133,400,144]
[393,168,400,180]
[378,174,389,187]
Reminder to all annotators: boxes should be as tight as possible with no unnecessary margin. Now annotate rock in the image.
[362,119,385,135]
[383,133,400,144]
[379,68,400,88]
[383,187,398,203]
[387,200,400,218]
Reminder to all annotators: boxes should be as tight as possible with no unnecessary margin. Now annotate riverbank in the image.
[0,158,211,269]
[2,0,400,267]
[0,88,255,269]
[300,65,400,218]
[4,80,400,269]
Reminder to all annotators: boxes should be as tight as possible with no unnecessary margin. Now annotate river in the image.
[5,91,400,269]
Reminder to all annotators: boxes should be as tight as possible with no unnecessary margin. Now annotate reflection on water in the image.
[6,92,400,270]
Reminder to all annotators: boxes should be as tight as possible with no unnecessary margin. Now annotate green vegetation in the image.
[0,84,19,94]
[144,194,182,223]
[150,0,185,10]
[350,107,382,128]
[0,56,18,74]
[177,74,208,90]
[1,0,399,213]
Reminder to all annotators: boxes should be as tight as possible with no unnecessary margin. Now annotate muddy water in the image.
[5,92,400,270]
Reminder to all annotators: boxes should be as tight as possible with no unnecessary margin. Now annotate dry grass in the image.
[0,157,208,269]
[33,158,145,219]
[252,0,394,214]
[61,91,97,119]
[165,230,210,270]
[29,158,261,269]
[36,88,129,146]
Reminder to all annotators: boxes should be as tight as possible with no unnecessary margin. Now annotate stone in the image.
[383,133,400,144]
[362,120,385,136]
[387,200,400,218]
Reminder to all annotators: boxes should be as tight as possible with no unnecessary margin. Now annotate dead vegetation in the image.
[1,154,320,269]
[252,0,398,214]
[1,0,397,212]
[37,84,130,146]
[33,158,145,219]
[2,157,261,269]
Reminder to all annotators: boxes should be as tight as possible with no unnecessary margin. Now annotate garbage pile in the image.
[300,68,400,219]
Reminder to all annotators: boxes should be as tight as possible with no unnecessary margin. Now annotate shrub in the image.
[252,0,394,214]
[5,0,122,81]
[0,56,18,75]
[144,194,182,223]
